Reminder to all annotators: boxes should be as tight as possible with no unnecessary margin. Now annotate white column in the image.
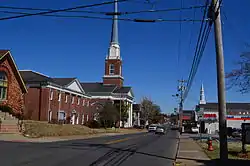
[137,111,140,126]
[126,101,129,127]
[130,102,133,127]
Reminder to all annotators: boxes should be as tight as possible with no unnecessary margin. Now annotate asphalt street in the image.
[0,130,179,166]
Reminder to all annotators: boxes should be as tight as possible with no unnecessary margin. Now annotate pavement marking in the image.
[105,137,131,144]
[179,150,200,153]
[105,133,148,144]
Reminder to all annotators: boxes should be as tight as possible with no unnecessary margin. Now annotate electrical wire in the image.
[177,0,183,79]
[0,9,207,22]
[0,0,129,21]
[183,0,210,100]
[183,0,223,101]
[0,5,207,16]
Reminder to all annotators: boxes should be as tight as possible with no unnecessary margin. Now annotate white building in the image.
[196,84,250,134]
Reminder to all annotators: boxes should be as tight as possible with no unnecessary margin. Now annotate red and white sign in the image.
[203,114,217,119]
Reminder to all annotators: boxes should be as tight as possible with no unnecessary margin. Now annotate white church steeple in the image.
[199,83,206,104]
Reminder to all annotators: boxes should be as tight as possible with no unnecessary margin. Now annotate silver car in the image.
[155,126,166,135]
[148,124,158,132]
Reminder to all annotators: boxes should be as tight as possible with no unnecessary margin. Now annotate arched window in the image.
[0,71,7,100]
[109,64,115,75]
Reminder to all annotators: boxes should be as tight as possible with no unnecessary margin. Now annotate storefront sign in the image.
[203,114,217,118]
[227,115,250,120]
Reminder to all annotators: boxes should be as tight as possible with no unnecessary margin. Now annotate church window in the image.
[109,64,115,75]
[0,71,8,100]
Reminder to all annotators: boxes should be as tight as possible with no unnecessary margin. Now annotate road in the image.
[0,129,179,166]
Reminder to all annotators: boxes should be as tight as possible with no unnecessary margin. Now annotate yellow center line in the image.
[105,133,148,145]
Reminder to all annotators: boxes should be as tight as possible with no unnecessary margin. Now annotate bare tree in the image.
[226,50,250,93]
[140,97,162,125]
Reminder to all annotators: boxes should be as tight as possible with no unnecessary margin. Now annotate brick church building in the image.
[0,50,27,114]
[19,0,135,127]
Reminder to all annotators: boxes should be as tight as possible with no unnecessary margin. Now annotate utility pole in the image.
[178,79,186,133]
[211,0,228,161]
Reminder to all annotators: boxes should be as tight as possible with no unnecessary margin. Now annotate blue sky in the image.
[0,0,249,113]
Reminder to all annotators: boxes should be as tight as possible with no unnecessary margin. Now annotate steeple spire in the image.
[111,0,119,45]
[106,0,120,60]
[199,83,206,104]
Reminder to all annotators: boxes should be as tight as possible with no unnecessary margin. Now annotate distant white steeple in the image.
[199,83,206,104]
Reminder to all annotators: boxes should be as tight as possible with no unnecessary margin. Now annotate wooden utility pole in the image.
[211,0,228,161]
[178,79,186,133]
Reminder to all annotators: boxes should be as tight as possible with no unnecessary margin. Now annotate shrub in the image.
[0,105,13,114]
[85,120,101,128]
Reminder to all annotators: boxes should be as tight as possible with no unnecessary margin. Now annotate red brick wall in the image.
[0,57,24,114]
[103,78,123,87]
[23,87,50,121]
[24,87,93,124]
[104,59,122,75]
[103,59,123,87]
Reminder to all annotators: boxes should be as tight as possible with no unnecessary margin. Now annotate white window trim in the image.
[65,95,68,103]
[77,97,80,105]
[50,90,53,100]
[58,92,61,102]
[83,99,85,106]
[109,64,115,75]
[72,96,74,104]
[86,114,89,122]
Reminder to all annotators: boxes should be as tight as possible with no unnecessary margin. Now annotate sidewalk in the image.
[175,133,211,166]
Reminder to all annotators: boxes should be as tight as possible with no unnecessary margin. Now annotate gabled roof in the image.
[52,78,76,86]
[20,70,53,83]
[113,87,131,93]
[0,50,27,93]
[20,70,86,94]
[80,82,117,94]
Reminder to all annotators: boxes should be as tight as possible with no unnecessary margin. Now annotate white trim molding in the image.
[103,75,124,80]
[46,85,91,99]
[90,95,133,103]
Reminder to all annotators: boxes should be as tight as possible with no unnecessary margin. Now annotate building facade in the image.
[0,50,27,114]
[196,84,250,134]
[20,70,92,124]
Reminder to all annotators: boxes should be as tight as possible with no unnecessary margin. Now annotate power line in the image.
[0,9,208,22]
[0,0,130,21]
[0,5,206,16]
[184,0,223,101]
[177,0,183,78]
[183,0,211,100]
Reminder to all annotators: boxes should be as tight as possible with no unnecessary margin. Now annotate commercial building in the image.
[196,84,250,134]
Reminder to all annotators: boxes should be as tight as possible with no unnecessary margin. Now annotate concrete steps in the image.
[0,111,19,133]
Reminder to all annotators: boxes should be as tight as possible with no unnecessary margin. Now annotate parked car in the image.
[191,127,199,133]
[148,124,158,132]
[232,129,242,138]
[155,125,166,135]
